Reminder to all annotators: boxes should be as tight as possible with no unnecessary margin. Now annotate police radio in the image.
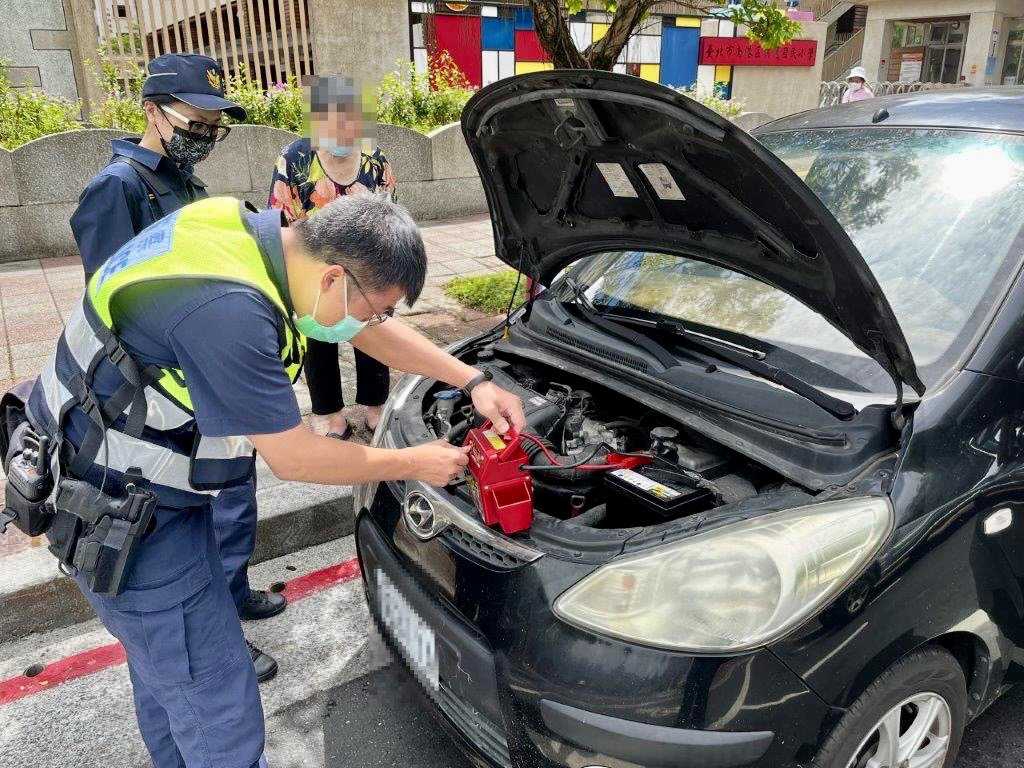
[1,427,55,537]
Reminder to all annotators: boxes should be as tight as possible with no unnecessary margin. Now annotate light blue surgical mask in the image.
[295,275,367,343]
[317,137,353,158]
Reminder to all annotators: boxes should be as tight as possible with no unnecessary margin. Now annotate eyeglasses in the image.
[347,272,395,327]
[160,104,232,142]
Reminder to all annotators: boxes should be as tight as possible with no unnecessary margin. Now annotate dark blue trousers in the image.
[79,516,265,768]
[212,474,258,613]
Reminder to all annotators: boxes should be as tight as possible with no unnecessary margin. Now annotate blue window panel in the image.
[660,26,699,88]
[514,7,534,29]
[483,17,515,50]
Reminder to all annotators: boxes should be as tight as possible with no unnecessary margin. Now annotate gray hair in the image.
[294,193,427,306]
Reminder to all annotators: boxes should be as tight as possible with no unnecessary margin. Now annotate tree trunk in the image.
[528,1,588,68]
[588,0,659,70]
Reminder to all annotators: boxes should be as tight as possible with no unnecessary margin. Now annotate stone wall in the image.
[0,0,103,116]
[0,123,487,263]
[729,21,829,117]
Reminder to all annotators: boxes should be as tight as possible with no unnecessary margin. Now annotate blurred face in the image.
[307,76,376,158]
[307,265,404,327]
[849,77,866,87]
[311,101,362,154]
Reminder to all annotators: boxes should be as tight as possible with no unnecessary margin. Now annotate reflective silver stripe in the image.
[195,435,254,460]
[63,303,104,373]
[92,429,218,496]
[145,388,192,430]
[39,358,74,422]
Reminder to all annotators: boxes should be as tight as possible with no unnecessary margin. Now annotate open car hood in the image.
[461,70,925,396]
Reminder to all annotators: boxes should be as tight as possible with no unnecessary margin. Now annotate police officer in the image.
[26,192,525,767]
[70,53,283,682]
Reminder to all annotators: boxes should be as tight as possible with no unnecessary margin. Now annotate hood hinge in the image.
[890,374,906,432]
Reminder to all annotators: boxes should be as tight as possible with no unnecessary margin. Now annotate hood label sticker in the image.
[640,163,686,201]
[596,162,638,198]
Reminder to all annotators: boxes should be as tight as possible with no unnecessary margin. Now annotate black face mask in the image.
[161,126,216,170]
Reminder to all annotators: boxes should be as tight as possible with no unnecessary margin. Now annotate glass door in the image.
[1003,23,1024,84]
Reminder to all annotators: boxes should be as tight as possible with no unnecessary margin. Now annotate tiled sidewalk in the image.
[0,212,501,558]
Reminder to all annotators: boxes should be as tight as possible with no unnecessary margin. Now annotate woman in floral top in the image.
[269,76,397,438]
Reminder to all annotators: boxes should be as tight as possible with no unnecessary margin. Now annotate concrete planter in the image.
[0,123,488,264]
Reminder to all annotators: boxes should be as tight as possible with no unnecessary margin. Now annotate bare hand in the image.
[471,382,525,436]
[404,440,471,486]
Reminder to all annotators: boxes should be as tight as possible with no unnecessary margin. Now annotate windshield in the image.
[564,128,1024,392]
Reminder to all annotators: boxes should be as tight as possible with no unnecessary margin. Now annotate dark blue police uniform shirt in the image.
[57,208,301,610]
[70,138,207,279]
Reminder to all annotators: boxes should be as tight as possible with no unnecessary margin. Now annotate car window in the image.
[564,128,1024,392]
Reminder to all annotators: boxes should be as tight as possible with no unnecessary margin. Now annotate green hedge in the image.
[445,271,526,315]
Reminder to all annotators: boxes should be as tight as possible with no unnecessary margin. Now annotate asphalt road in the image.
[3,534,1024,768]
[324,660,1024,768]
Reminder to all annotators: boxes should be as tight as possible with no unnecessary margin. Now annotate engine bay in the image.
[422,346,798,533]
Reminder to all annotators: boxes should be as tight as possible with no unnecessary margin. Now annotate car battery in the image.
[464,426,534,535]
[604,465,715,520]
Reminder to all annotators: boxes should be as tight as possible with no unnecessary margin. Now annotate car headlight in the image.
[553,497,892,653]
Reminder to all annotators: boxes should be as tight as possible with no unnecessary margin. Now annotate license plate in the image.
[376,568,439,690]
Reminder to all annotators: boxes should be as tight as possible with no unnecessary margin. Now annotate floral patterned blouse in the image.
[268,138,397,222]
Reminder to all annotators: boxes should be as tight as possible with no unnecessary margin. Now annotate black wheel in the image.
[813,647,968,768]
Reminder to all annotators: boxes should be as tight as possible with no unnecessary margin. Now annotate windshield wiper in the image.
[558,290,856,419]
[605,313,857,420]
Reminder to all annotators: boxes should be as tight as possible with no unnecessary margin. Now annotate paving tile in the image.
[2,296,58,317]
[40,255,82,268]
[446,258,490,275]
[1,290,58,309]
[5,321,64,344]
[13,355,50,379]
[10,339,57,361]
[0,259,43,273]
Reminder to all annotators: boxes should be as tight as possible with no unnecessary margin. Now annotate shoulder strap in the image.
[111,157,172,222]
[112,157,172,196]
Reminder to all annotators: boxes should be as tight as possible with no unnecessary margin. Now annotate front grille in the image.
[548,328,651,373]
[437,681,513,768]
[442,527,532,569]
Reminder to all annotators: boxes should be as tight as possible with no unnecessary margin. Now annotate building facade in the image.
[860,0,1024,85]
[408,1,761,98]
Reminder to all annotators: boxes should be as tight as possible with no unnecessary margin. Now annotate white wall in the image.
[729,21,828,117]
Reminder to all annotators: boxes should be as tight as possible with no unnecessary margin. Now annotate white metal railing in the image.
[819,79,968,107]
[94,0,314,92]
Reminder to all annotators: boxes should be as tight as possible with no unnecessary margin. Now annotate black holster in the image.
[48,467,157,597]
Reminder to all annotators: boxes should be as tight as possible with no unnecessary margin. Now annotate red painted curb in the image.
[0,556,362,706]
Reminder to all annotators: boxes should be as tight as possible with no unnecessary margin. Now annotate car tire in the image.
[812,647,967,768]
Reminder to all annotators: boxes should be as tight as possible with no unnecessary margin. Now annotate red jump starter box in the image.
[464,426,533,535]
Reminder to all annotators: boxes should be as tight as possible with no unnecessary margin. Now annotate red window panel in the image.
[514,29,550,62]
[431,14,483,86]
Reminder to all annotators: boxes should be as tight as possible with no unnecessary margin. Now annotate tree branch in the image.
[586,0,659,70]
[528,0,589,69]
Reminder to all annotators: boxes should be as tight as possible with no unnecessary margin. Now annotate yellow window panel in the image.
[592,22,609,41]
[516,61,555,75]
[676,17,701,27]
[639,64,660,82]
[714,65,733,83]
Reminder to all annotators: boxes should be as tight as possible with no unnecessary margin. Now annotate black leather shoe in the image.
[239,589,287,621]
[246,639,279,684]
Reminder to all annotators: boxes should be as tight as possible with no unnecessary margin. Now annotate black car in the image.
[354,73,1024,768]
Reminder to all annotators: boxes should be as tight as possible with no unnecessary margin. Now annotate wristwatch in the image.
[461,369,493,399]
